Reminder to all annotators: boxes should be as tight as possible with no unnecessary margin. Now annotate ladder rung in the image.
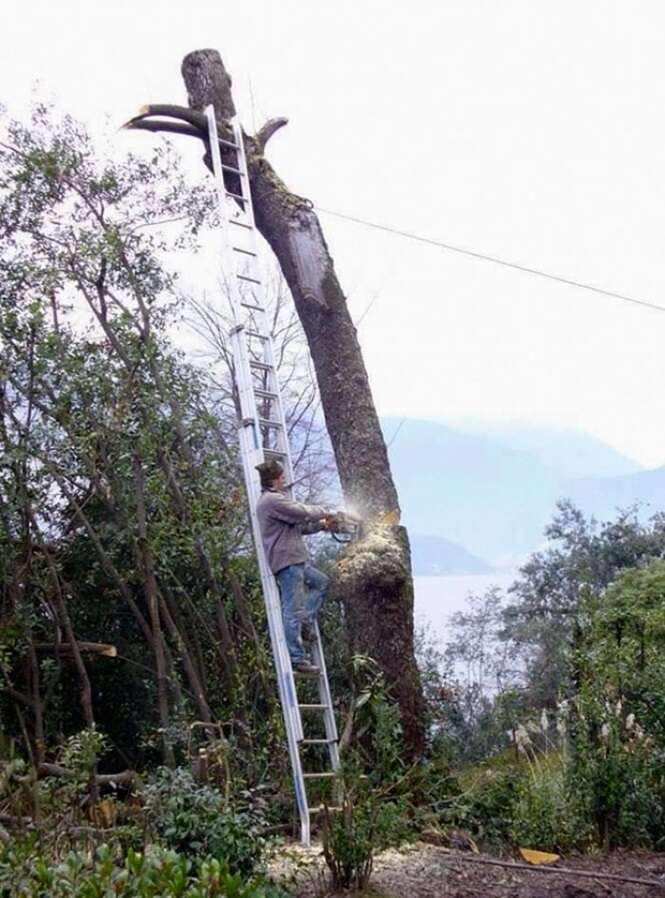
[298,703,329,711]
[258,418,282,429]
[232,246,257,256]
[303,772,336,779]
[254,389,278,400]
[230,219,252,230]
[221,164,244,175]
[246,330,268,340]
[301,738,337,745]
[226,190,248,203]
[249,360,273,371]
[237,274,261,285]
[217,136,240,150]
[263,449,287,459]
[309,805,343,813]
[240,302,265,311]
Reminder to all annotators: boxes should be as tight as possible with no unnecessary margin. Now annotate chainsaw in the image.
[325,510,364,544]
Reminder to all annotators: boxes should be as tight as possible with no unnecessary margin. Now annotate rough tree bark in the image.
[126,48,425,757]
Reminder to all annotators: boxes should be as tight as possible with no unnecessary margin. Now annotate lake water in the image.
[413,571,519,648]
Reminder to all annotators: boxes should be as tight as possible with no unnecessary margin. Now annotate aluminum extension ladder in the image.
[205,106,340,846]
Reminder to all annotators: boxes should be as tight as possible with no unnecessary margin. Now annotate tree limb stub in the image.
[127,104,208,131]
[124,120,203,140]
[255,117,289,152]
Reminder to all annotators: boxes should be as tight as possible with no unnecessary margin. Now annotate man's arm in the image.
[301,518,333,535]
[267,492,329,526]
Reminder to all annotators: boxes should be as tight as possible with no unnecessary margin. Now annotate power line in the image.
[315,205,665,315]
[386,417,406,448]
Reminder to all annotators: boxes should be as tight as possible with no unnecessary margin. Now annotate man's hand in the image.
[322,514,339,531]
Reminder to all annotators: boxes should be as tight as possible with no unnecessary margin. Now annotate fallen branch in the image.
[64,826,112,840]
[35,764,136,785]
[33,642,117,658]
[0,813,31,825]
[445,852,663,888]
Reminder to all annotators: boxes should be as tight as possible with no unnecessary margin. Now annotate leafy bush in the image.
[322,795,409,891]
[566,688,663,850]
[143,767,268,877]
[449,764,522,850]
[510,750,579,852]
[565,562,665,849]
[0,840,275,898]
[321,662,415,891]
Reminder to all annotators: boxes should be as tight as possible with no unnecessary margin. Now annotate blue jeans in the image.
[274,563,329,664]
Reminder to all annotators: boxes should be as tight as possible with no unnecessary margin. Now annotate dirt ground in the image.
[271,842,665,898]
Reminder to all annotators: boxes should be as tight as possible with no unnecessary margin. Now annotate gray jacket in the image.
[256,489,328,573]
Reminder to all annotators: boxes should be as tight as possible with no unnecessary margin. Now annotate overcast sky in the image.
[4,0,665,468]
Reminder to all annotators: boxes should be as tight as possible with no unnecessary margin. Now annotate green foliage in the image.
[566,690,659,850]
[449,762,522,850]
[430,503,665,856]
[322,797,408,891]
[321,660,414,891]
[511,750,579,852]
[143,767,268,877]
[446,554,665,854]
[58,726,108,782]
[0,101,287,781]
[0,840,274,898]
[445,746,577,852]
[503,500,665,706]
[563,562,665,849]
[581,560,665,742]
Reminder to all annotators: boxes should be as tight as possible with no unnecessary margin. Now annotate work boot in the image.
[293,660,320,675]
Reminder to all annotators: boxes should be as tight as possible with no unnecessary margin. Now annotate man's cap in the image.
[255,459,284,483]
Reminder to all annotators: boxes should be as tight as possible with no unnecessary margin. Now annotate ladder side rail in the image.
[229,117,296,490]
[205,107,245,325]
[311,628,341,771]
[231,117,260,233]
[209,109,301,741]
[237,434,309,834]
[233,364,304,743]
[209,108,323,847]
[220,173,304,741]
[257,329,295,466]
[259,573,311,844]
[226,115,266,342]
[229,326,264,458]
[237,452,306,753]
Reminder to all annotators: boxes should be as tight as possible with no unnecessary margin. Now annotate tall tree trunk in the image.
[129,49,425,757]
[132,453,175,766]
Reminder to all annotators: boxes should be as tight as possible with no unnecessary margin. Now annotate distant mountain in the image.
[382,417,563,563]
[410,533,493,576]
[447,418,641,479]
[381,417,657,565]
[567,466,665,521]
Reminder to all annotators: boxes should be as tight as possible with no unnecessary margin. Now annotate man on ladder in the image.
[255,459,338,674]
